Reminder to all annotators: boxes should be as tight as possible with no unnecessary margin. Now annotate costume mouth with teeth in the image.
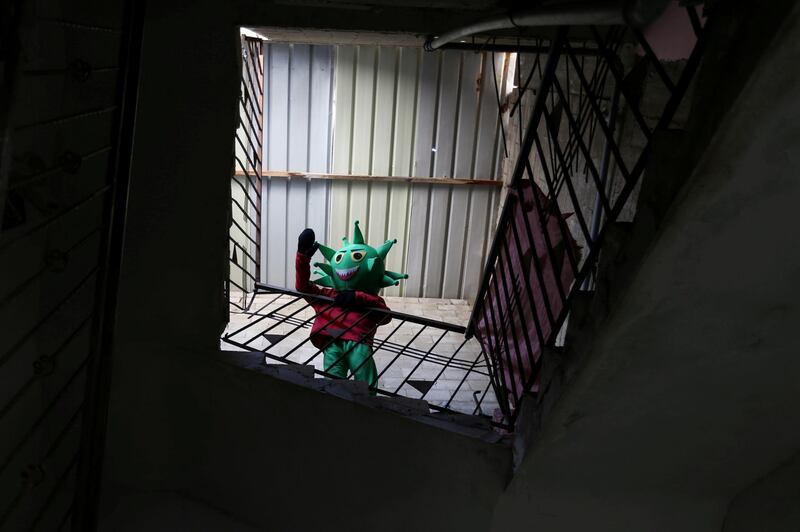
[310,220,408,295]
[336,265,360,281]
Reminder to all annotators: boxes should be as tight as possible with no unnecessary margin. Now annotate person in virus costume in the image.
[295,221,408,387]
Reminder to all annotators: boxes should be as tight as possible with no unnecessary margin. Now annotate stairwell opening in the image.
[221,27,524,431]
[221,8,707,434]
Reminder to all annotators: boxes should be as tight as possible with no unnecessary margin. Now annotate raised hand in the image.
[298,228,319,257]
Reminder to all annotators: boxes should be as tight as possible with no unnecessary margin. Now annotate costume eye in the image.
[334,253,343,264]
[350,251,365,262]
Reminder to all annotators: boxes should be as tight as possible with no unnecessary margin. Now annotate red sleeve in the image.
[354,291,392,325]
[295,252,336,298]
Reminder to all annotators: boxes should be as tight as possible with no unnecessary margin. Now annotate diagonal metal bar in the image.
[564,40,632,182]
[542,105,594,244]
[551,75,614,218]
[373,324,429,385]
[419,337,469,400]
[392,329,449,394]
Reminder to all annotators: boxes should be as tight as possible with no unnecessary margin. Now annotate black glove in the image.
[334,290,356,307]
[298,228,318,257]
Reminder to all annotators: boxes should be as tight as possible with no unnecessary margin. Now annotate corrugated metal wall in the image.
[261,43,332,287]
[404,50,504,300]
[262,43,507,300]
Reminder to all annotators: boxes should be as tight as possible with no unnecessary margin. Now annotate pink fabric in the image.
[475,180,580,407]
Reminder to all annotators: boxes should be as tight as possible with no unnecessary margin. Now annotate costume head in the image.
[312,220,408,294]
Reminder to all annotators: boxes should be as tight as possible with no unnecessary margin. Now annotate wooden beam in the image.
[235,169,504,188]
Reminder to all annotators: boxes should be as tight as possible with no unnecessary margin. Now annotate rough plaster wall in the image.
[499,41,696,275]
[490,1,800,530]
[722,452,800,532]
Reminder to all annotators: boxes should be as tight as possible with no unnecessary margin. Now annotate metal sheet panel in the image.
[262,43,332,287]
[406,51,505,299]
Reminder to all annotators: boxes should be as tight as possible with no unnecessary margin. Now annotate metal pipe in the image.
[438,42,603,56]
[424,1,668,52]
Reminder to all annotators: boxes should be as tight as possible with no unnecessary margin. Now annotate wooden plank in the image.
[254,170,502,187]
[329,45,356,245]
[442,51,483,298]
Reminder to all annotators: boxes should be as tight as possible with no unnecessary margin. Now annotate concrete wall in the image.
[490,0,800,530]
[101,348,510,532]
[722,452,800,532]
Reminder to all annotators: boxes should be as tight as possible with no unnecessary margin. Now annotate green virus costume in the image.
[295,221,408,386]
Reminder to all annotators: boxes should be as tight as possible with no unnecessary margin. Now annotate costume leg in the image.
[343,341,378,387]
[323,340,348,378]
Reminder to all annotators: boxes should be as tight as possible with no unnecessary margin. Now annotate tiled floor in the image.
[223,292,500,416]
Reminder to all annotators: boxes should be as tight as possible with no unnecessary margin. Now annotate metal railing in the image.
[467,11,710,424]
[222,283,504,424]
[228,36,264,311]
[0,1,143,529]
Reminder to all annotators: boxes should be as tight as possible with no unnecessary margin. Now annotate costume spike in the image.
[313,273,335,288]
[381,275,400,287]
[318,243,336,261]
[313,262,335,276]
[376,239,397,260]
[384,270,408,281]
[367,257,383,273]
[352,220,365,245]
[307,218,408,295]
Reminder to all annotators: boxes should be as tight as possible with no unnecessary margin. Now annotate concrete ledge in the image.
[217,350,509,445]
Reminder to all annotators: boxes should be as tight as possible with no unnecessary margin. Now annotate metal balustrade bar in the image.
[228,36,264,308]
[222,284,500,420]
